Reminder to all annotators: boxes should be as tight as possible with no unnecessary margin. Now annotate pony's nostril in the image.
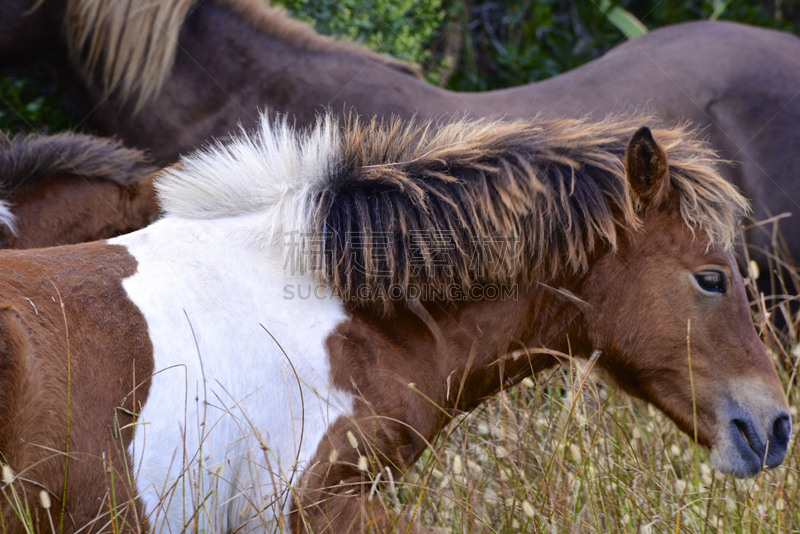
[733,418,751,448]
[771,413,791,447]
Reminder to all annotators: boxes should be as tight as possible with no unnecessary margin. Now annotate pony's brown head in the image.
[582,126,790,477]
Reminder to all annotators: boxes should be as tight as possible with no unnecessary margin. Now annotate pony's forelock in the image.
[651,129,749,249]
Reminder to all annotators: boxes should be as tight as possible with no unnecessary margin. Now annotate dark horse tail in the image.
[0,131,154,192]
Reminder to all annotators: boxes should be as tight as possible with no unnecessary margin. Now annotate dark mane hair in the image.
[309,115,747,310]
[157,113,749,312]
[0,131,155,192]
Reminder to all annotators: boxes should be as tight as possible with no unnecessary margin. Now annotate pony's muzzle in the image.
[714,406,791,477]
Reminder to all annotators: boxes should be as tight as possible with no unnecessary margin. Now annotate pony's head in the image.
[581,127,789,476]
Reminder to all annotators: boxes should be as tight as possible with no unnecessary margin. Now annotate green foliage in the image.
[446,0,800,91]
[627,0,796,30]
[272,0,447,78]
[599,0,648,38]
[0,74,76,135]
[448,0,628,91]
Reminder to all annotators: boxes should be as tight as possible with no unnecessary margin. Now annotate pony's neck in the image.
[339,279,587,415]
[327,279,588,471]
[433,283,586,412]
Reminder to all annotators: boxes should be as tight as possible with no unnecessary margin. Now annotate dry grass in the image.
[400,362,798,533]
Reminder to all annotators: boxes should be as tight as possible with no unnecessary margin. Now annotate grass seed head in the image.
[39,490,51,509]
[522,500,535,518]
[1,465,14,485]
[347,430,358,449]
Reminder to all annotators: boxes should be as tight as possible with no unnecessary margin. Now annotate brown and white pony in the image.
[3,0,800,262]
[0,132,159,248]
[0,113,789,533]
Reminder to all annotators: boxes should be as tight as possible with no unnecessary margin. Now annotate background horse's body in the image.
[0,114,788,533]
[0,132,159,248]
[3,1,800,258]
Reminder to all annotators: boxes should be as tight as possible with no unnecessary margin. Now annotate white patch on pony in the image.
[113,214,353,532]
[155,113,339,248]
[0,200,18,237]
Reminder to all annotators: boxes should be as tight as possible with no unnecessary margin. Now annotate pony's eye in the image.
[694,271,727,294]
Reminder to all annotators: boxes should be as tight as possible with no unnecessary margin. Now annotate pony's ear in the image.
[625,127,669,207]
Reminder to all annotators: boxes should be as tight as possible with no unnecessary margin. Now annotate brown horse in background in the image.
[0,132,159,248]
[3,0,800,267]
[0,112,788,533]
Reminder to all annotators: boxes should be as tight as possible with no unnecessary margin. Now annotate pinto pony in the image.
[0,132,159,248]
[0,114,789,533]
[4,0,800,265]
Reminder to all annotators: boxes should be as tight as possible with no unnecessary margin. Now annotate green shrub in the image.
[273,0,447,81]
[447,0,627,91]
[0,74,76,134]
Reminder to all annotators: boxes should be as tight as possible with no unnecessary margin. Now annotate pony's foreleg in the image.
[291,484,432,534]
[290,417,435,534]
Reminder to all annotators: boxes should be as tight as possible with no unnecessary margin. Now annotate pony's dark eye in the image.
[694,271,727,294]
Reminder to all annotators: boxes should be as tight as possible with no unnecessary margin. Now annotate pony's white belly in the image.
[112,219,352,533]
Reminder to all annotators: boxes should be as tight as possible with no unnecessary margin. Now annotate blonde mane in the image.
[61,0,421,111]
[157,113,749,311]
